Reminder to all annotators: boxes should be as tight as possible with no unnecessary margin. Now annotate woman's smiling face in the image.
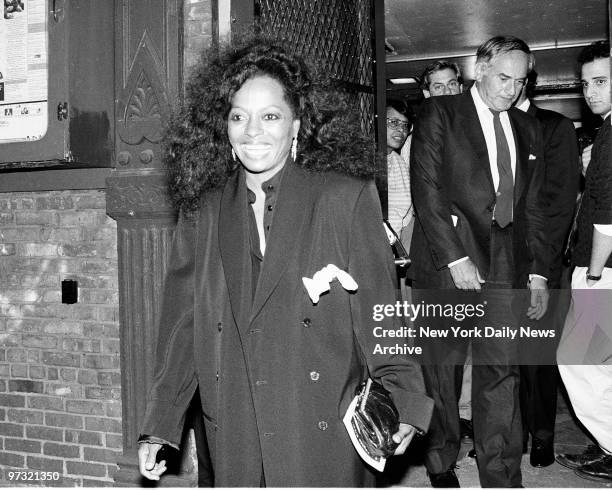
[228,75,300,181]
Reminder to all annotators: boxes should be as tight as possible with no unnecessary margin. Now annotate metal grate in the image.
[256,0,375,134]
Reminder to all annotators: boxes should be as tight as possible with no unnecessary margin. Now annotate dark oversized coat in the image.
[141,161,433,487]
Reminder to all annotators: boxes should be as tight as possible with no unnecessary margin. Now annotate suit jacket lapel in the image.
[458,93,495,192]
[508,109,529,201]
[250,161,313,323]
[218,169,253,334]
[527,104,537,119]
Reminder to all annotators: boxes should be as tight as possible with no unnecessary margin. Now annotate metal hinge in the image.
[52,0,66,22]
[57,102,68,121]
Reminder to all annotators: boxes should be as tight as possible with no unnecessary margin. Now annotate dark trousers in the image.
[519,363,558,445]
[418,224,523,487]
[519,266,571,446]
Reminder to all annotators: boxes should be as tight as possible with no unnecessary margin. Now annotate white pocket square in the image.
[302,264,358,304]
[528,154,537,160]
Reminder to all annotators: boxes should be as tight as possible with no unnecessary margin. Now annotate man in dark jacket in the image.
[410,35,549,487]
[556,40,612,484]
[514,69,580,468]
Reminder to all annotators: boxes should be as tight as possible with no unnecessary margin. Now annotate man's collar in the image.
[387,150,404,165]
[515,98,531,113]
[470,85,494,115]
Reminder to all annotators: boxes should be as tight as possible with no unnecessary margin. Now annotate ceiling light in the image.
[389,77,418,85]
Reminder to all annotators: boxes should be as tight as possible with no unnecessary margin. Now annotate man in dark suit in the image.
[514,72,580,468]
[410,36,549,487]
[420,59,475,443]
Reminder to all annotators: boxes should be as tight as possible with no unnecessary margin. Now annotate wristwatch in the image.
[586,270,602,281]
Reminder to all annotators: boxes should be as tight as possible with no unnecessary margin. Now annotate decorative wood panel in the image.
[106,174,174,219]
[115,220,176,448]
[115,0,181,170]
[108,0,187,485]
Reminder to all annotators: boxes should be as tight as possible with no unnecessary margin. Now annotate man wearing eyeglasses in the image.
[386,99,414,302]
[386,98,414,249]
[420,60,463,98]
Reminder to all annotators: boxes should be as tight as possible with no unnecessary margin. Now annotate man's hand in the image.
[138,442,167,481]
[392,423,418,455]
[449,259,484,290]
[527,277,549,320]
[581,144,593,176]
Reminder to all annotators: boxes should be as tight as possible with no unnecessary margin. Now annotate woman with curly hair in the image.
[137,39,432,487]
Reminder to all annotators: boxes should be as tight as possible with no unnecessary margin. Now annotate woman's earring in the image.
[291,138,298,162]
[231,148,236,161]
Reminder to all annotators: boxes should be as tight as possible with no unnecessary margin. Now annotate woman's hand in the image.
[392,423,418,455]
[138,442,167,480]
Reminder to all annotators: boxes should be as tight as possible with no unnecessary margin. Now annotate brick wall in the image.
[0,190,121,486]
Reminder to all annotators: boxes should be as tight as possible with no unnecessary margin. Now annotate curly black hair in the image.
[163,37,381,214]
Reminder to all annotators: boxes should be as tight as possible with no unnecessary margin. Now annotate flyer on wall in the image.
[0,0,48,144]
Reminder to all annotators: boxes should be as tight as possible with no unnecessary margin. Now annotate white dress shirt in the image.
[387,137,413,235]
[449,87,541,281]
[470,85,517,190]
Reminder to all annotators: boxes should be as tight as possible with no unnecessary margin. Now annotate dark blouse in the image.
[246,167,284,296]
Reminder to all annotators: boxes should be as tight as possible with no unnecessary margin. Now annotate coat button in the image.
[255,380,268,386]
[301,318,311,327]
[310,371,320,381]
[318,421,328,431]
[496,191,502,197]
[217,322,222,332]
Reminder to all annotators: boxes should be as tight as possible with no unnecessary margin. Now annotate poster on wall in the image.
[0,0,48,144]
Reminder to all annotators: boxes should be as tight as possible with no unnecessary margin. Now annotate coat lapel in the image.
[527,104,538,119]
[250,162,314,323]
[218,169,253,333]
[458,93,495,192]
[508,109,529,201]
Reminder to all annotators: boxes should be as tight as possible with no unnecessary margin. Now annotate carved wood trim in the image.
[106,172,176,220]
[117,44,167,147]
[116,220,175,451]
[111,0,185,485]
[115,0,181,171]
